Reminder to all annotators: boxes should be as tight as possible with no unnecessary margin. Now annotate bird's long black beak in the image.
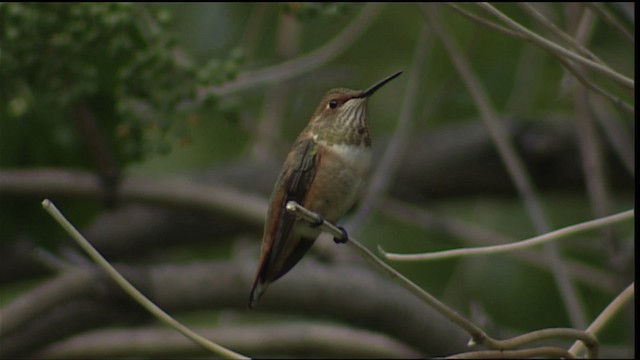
[362,71,403,98]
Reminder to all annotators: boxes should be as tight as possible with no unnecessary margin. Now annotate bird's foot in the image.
[310,214,324,228]
[333,226,349,244]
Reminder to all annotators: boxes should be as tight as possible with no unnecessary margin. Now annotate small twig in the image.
[380,209,634,261]
[477,2,634,90]
[448,346,574,359]
[585,3,634,44]
[518,3,606,66]
[568,282,635,357]
[480,328,597,359]
[285,201,598,358]
[445,3,526,39]
[447,3,634,114]
[555,53,634,114]
[41,199,248,360]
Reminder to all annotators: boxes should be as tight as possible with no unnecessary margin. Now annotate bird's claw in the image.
[333,226,349,244]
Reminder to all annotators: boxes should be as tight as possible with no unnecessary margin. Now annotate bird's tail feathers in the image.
[248,279,269,309]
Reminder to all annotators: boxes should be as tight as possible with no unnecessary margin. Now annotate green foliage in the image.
[0,3,243,168]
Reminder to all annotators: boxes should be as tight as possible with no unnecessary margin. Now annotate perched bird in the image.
[249,71,403,308]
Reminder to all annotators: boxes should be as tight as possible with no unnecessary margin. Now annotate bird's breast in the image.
[327,143,372,176]
[304,142,371,222]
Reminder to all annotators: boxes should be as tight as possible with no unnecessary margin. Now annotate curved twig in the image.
[448,346,574,359]
[380,209,634,261]
[41,199,248,359]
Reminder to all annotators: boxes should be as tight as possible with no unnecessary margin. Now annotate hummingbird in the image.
[248,71,403,308]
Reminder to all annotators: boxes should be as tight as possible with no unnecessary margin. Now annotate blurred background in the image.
[0,3,634,358]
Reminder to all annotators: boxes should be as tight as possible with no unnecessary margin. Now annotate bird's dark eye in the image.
[329,100,338,109]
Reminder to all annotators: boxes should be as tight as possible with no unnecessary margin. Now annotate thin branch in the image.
[448,346,575,359]
[569,8,626,279]
[200,3,385,97]
[555,53,634,114]
[421,3,588,329]
[348,23,430,232]
[381,198,617,292]
[518,3,606,66]
[285,201,488,343]
[36,323,422,359]
[285,201,598,359]
[0,169,266,224]
[480,328,597,359]
[568,282,635,357]
[422,4,550,233]
[585,3,635,44]
[41,199,248,360]
[445,3,526,39]
[447,3,634,114]
[380,209,634,261]
[477,3,634,90]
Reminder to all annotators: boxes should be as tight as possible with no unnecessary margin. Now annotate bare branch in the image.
[0,169,266,224]
[380,199,618,293]
[448,346,574,359]
[421,2,587,329]
[569,282,635,357]
[477,3,633,90]
[585,3,635,44]
[36,323,422,359]
[286,201,599,358]
[445,3,526,39]
[41,199,248,359]
[518,3,605,66]
[446,3,634,113]
[380,209,634,261]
